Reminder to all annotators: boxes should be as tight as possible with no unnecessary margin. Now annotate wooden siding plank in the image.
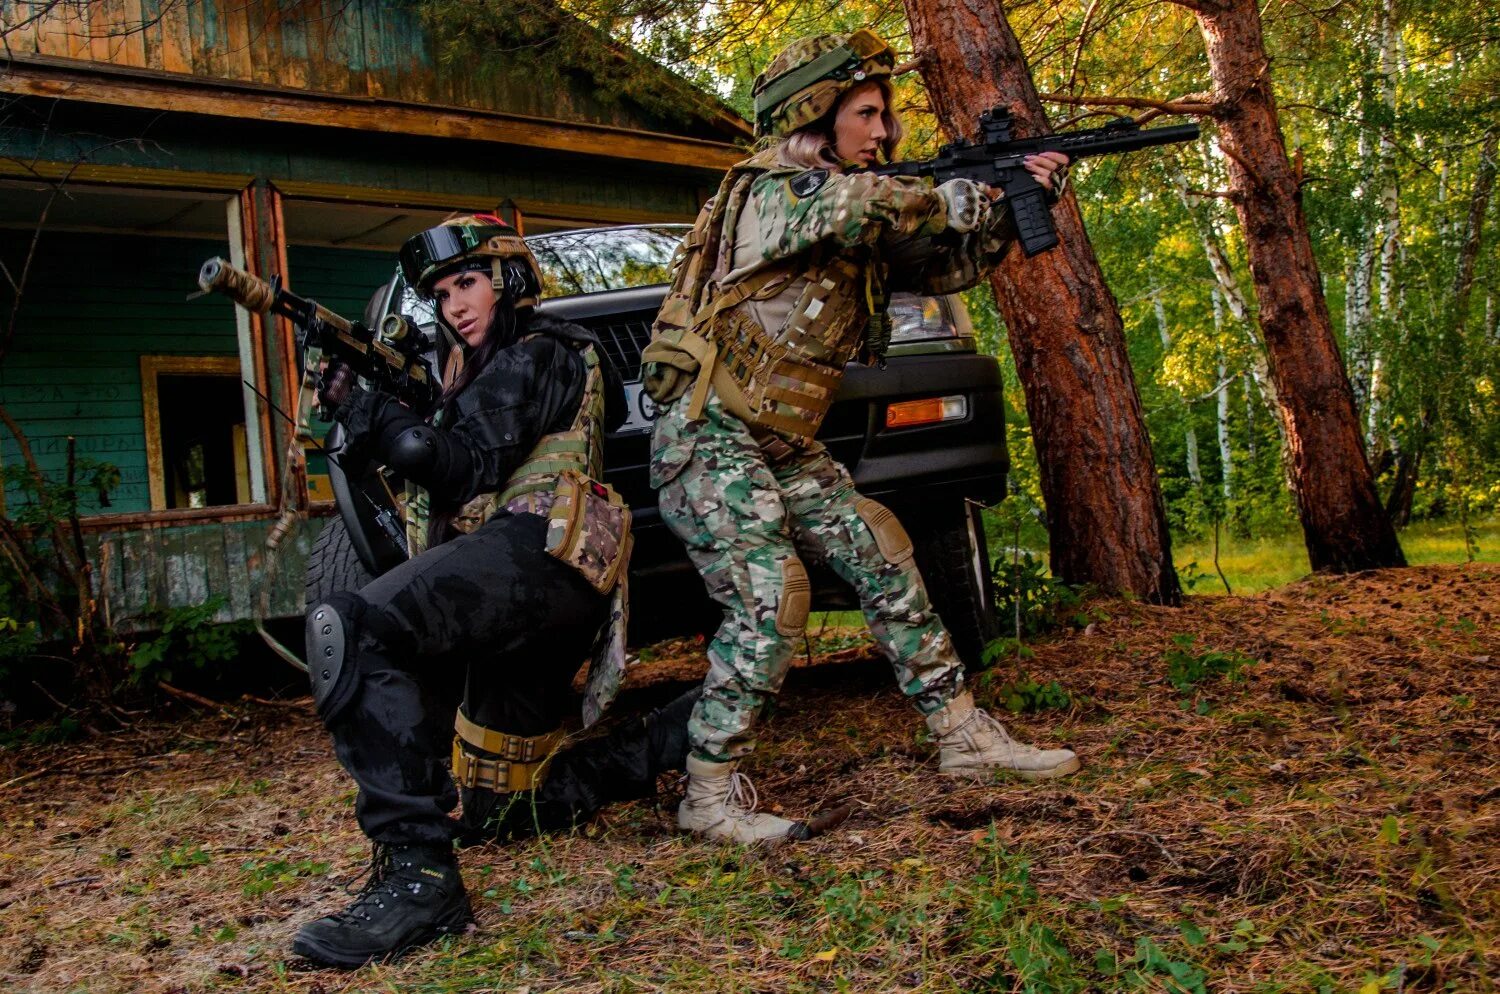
[160,524,188,608]
[223,521,254,619]
[117,527,154,619]
[180,525,212,607]
[120,0,148,69]
[221,0,253,83]
[157,0,190,75]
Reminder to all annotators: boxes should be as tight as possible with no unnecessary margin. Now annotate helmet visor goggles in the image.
[400,223,511,293]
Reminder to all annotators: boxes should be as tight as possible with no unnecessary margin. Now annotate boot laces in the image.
[970,708,1041,761]
[724,771,761,820]
[333,843,409,924]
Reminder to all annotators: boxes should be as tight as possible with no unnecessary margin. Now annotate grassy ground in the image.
[1,564,1496,992]
[1171,518,1498,595]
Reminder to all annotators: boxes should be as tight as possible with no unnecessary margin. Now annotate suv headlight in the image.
[888,293,968,344]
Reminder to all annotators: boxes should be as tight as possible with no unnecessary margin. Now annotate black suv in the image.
[309,225,1006,667]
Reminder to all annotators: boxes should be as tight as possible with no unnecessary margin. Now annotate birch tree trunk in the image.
[1386,129,1497,525]
[1213,289,1234,501]
[1172,169,1280,414]
[1176,0,1405,572]
[1367,0,1402,453]
[1154,290,1203,488]
[903,0,1181,605]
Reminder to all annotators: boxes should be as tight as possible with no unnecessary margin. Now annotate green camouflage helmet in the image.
[752,29,896,139]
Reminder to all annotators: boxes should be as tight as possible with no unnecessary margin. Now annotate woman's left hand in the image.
[1023,152,1070,193]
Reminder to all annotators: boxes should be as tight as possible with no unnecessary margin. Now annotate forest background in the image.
[422,0,1500,590]
[0,4,1496,991]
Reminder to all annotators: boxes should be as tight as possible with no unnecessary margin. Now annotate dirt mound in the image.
[1,564,1495,992]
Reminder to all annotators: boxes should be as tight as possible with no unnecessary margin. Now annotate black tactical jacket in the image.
[335,313,624,507]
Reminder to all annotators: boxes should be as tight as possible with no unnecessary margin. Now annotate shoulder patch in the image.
[788,168,830,200]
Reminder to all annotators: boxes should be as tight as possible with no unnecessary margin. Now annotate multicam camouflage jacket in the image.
[642,146,1017,445]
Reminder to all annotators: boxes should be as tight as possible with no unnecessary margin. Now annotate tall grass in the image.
[982,511,1498,597]
[1171,517,1498,595]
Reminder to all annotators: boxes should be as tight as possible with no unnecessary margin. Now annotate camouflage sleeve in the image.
[754,169,951,261]
[882,198,1018,296]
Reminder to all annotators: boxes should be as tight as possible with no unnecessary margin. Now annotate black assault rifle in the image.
[196,257,437,416]
[874,108,1200,257]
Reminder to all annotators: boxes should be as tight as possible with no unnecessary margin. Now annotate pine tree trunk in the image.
[1184,0,1405,572]
[904,0,1180,605]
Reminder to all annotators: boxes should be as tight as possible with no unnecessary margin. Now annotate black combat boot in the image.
[292,843,473,969]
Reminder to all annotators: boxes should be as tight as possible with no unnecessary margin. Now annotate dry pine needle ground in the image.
[0,564,1495,993]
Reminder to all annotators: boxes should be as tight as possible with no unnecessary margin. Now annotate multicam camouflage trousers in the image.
[650,390,966,762]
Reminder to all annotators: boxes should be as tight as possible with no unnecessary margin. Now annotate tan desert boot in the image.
[927,690,1081,781]
[677,756,803,843]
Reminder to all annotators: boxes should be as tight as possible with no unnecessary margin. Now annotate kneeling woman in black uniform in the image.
[294,215,687,968]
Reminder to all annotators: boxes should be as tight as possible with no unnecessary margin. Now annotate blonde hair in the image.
[777,79,904,170]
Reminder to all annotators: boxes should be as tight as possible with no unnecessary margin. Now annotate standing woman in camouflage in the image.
[294,215,663,967]
[643,31,1078,843]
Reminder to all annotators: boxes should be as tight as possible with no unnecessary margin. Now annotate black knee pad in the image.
[305,592,367,722]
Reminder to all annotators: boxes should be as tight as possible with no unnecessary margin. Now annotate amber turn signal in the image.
[885,395,967,429]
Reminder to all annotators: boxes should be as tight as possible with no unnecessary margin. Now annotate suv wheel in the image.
[305,516,376,611]
[910,501,1000,671]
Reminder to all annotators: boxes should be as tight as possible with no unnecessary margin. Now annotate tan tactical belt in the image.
[450,711,564,793]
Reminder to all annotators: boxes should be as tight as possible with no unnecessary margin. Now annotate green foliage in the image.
[1163,635,1255,701]
[989,548,1103,641]
[988,672,1073,714]
[239,858,332,898]
[0,616,39,684]
[158,844,211,871]
[0,460,120,534]
[127,597,250,686]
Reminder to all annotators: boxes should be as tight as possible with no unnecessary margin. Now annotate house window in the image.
[140,356,251,510]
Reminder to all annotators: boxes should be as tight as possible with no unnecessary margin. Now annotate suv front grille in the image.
[583,313,654,381]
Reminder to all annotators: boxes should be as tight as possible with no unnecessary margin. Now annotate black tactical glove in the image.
[317,359,358,416]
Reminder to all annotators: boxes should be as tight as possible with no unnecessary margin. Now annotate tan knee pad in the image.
[855,498,914,565]
[775,557,811,637]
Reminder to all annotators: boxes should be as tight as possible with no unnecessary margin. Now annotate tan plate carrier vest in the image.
[642,151,874,447]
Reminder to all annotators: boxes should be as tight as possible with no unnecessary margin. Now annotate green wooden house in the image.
[0,0,747,624]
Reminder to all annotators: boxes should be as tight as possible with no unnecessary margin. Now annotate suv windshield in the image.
[530,225,687,297]
[386,222,965,348]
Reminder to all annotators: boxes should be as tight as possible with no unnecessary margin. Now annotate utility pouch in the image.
[544,469,632,594]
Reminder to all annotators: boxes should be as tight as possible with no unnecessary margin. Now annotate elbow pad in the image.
[384,424,445,478]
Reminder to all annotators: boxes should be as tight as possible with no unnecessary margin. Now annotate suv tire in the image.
[910,501,1000,671]
[305,516,376,611]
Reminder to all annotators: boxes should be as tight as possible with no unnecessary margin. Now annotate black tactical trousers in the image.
[324,512,609,846]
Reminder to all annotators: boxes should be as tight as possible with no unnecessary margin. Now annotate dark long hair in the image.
[436,297,521,421]
[427,298,522,548]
